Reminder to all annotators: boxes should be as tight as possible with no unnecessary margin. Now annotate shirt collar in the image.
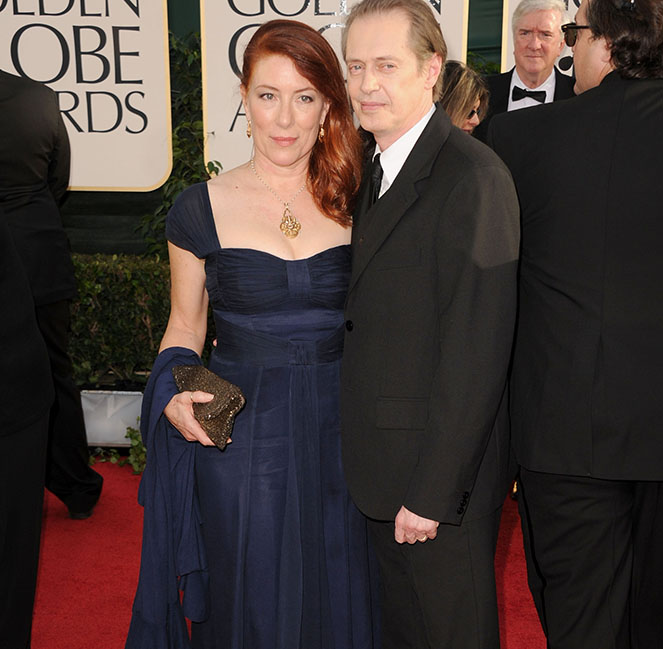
[373,104,436,198]
[508,68,557,111]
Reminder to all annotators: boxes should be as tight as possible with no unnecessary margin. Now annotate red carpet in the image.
[495,494,546,649]
[32,463,545,648]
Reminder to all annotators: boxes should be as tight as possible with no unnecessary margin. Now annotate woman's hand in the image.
[164,390,217,446]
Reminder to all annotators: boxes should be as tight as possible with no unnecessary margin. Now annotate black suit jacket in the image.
[489,72,663,481]
[474,67,575,142]
[340,108,520,525]
[0,70,75,306]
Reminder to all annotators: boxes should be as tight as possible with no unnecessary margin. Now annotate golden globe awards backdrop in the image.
[499,0,577,74]
[201,0,470,172]
[0,0,172,191]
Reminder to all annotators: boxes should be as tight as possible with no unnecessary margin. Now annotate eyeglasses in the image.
[467,108,481,119]
[561,22,591,47]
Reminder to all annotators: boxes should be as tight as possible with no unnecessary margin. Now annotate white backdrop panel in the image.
[0,0,172,191]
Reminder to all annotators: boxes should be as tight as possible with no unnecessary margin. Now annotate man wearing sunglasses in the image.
[474,0,575,141]
[488,0,663,647]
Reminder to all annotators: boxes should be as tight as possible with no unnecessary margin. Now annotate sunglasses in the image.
[561,22,591,47]
[468,108,481,119]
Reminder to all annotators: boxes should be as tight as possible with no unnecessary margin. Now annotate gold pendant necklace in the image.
[250,159,307,238]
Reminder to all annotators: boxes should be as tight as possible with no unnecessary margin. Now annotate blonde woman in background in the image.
[440,60,490,134]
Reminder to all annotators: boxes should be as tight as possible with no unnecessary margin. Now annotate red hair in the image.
[241,20,362,227]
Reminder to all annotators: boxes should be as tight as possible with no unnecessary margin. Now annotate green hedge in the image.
[70,253,171,388]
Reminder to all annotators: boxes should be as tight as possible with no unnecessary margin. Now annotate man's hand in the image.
[394,506,439,544]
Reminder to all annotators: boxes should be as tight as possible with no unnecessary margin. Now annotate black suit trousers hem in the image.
[0,415,48,649]
[36,300,103,513]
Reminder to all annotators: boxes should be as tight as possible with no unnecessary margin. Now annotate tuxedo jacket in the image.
[489,72,663,481]
[0,70,75,306]
[340,108,520,525]
[474,67,575,142]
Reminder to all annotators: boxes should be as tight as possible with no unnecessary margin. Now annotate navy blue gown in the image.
[166,183,379,649]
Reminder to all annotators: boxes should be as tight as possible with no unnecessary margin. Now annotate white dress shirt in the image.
[373,104,436,199]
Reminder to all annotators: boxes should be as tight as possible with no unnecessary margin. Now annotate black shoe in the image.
[68,508,94,520]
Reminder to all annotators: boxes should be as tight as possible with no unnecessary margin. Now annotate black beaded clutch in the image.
[172,365,246,450]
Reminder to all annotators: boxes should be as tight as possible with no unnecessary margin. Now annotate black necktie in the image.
[369,154,383,206]
[511,86,546,103]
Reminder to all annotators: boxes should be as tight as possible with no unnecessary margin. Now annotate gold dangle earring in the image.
[318,124,325,142]
[246,119,252,138]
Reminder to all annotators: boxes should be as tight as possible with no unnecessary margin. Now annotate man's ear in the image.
[424,53,443,90]
[595,35,616,80]
[600,37,613,66]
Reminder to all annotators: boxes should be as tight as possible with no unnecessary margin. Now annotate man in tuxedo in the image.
[474,0,575,140]
[340,1,520,646]
[488,0,663,646]
[0,70,103,519]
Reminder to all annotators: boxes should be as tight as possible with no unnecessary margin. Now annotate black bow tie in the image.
[512,86,547,103]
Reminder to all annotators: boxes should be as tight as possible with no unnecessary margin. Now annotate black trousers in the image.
[630,481,663,648]
[0,415,48,649]
[367,507,502,649]
[35,300,102,514]
[518,467,663,649]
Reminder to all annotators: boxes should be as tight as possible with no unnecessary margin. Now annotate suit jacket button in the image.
[463,491,470,498]
[457,506,464,515]
[345,320,354,331]
[359,236,364,244]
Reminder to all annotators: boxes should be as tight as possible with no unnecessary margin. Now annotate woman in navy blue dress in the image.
[130,19,379,649]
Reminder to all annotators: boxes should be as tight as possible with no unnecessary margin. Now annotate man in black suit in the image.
[340,1,520,646]
[0,70,102,519]
[488,0,663,646]
[0,205,53,648]
[474,0,575,141]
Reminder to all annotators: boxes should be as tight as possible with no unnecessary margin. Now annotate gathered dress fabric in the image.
[165,183,379,649]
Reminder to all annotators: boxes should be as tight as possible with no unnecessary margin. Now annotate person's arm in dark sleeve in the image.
[403,162,520,525]
[47,91,71,206]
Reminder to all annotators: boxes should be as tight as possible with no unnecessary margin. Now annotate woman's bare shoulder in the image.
[207,163,250,193]
[206,163,255,226]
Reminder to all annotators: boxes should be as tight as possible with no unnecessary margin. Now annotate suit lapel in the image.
[493,70,513,114]
[348,108,451,294]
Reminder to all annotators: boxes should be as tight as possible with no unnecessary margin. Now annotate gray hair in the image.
[512,0,569,38]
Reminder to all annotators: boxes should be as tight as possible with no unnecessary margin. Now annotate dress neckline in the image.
[215,245,350,262]
[201,182,350,263]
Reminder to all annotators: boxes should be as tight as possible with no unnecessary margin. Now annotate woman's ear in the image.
[322,100,330,126]
[240,85,249,122]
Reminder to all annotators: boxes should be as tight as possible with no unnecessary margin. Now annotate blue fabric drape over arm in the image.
[125,347,209,649]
